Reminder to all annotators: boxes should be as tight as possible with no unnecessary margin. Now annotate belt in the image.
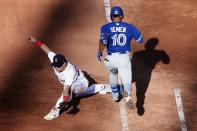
[107,51,128,55]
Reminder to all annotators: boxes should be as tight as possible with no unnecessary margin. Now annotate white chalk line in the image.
[174,88,187,131]
[119,100,130,131]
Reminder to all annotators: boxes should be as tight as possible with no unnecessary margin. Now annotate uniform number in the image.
[111,33,127,46]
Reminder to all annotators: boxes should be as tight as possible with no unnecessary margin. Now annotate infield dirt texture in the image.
[0,0,196,131]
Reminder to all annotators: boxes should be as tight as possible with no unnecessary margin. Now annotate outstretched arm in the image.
[28,36,51,54]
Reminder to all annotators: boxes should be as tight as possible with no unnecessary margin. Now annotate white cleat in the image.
[44,107,60,120]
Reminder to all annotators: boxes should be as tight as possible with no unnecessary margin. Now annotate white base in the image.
[99,84,112,94]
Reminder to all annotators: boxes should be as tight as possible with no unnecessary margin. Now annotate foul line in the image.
[119,100,130,131]
[174,88,187,131]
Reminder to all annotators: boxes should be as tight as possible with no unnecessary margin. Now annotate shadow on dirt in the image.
[59,98,81,115]
[132,38,170,116]
[0,0,83,112]
[83,71,97,86]
[38,0,85,43]
[0,0,97,122]
[0,1,99,131]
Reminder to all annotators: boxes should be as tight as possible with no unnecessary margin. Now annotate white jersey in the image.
[48,51,89,93]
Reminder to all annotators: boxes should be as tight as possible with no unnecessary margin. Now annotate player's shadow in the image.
[132,38,170,116]
[83,71,97,86]
[60,71,97,115]
[59,98,81,115]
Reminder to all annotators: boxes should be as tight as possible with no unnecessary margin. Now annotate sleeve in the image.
[100,25,109,45]
[48,51,56,63]
[130,25,144,44]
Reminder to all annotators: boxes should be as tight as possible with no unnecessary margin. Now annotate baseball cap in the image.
[51,54,67,68]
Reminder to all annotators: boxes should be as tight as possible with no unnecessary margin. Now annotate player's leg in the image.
[74,84,105,98]
[73,73,105,98]
[104,56,120,101]
[119,67,132,96]
[118,54,133,108]
[109,69,120,101]
[119,67,133,109]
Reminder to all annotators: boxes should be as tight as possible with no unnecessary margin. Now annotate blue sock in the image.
[111,86,119,100]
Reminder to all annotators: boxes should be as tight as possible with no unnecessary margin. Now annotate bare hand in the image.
[28,36,37,43]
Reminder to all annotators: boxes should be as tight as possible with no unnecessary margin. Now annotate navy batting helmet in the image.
[51,54,67,68]
[110,6,124,18]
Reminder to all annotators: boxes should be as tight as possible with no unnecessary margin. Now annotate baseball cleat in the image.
[114,94,123,102]
[125,96,134,109]
[44,107,60,120]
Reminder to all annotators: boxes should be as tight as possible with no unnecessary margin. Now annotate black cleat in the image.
[115,94,123,102]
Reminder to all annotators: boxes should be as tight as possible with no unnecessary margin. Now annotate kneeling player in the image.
[28,36,104,120]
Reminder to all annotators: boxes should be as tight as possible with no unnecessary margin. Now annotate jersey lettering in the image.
[111,33,127,46]
[110,27,126,32]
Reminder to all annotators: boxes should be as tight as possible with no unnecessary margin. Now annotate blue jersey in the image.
[100,22,143,53]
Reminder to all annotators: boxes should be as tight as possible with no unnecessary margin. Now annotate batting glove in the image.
[97,50,102,62]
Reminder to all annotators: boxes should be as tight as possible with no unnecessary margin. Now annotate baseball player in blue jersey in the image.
[97,6,143,109]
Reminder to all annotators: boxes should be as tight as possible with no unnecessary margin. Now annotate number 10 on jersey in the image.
[111,33,127,46]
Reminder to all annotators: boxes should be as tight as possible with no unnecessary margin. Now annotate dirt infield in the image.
[0,0,196,131]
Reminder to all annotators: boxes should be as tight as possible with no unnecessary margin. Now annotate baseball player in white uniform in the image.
[28,36,104,120]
